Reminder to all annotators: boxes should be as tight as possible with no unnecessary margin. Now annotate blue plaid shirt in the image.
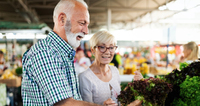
[22,31,82,105]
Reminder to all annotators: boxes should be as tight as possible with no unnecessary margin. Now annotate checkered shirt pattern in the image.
[21,31,82,106]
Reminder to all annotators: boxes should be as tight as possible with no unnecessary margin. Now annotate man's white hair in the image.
[53,0,88,23]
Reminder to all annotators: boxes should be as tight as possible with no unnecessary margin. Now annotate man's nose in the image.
[82,25,89,35]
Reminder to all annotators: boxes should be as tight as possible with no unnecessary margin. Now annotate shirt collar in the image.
[48,31,76,58]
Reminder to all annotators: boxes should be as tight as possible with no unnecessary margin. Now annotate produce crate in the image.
[0,77,21,87]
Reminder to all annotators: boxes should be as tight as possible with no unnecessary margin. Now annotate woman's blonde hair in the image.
[183,41,199,61]
[89,30,117,49]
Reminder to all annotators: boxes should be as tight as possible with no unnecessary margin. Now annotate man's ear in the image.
[58,13,67,26]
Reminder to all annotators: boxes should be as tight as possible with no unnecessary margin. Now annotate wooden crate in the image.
[0,77,21,87]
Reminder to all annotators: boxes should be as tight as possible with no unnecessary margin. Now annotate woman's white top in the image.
[79,65,121,105]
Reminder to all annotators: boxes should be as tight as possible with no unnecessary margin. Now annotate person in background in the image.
[75,47,91,75]
[0,50,5,74]
[79,30,142,106]
[0,50,5,65]
[110,53,122,68]
[122,52,129,67]
[145,53,153,65]
[124,53,134,65]
[21,0,103,105]
[133,52,146,66]
[180,41,199,64]
[15,55,22,67]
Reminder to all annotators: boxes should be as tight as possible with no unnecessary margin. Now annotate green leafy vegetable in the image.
[117,77,172,106]
[172,76,200,106]
[15,67,22,75]
[164,60,200,106]
[179,62,189,70]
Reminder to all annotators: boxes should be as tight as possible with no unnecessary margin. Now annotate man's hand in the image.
[134,71,143,81]
[127,100,142,106]
[103,98,117,106]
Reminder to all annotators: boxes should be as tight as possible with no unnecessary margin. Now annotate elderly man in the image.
[21,0,102,105]
[22,0,143,105]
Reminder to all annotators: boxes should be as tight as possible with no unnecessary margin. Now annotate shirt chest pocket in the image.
[61,55,74,68]
[61,57,77,82]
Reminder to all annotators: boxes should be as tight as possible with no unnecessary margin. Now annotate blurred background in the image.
[0,0,200,106]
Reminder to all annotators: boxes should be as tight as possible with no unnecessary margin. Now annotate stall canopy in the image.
[0,0,175,33]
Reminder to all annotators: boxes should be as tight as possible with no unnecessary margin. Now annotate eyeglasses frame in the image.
[94,45,118,53]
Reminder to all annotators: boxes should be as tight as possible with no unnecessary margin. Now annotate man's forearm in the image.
[54,97,101,106]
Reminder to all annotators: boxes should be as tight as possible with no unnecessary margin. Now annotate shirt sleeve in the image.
[79,72,93,103]
[31,50,73,105]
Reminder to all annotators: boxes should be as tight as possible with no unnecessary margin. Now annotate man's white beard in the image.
[65,21,84,48]
[66,31,84,48]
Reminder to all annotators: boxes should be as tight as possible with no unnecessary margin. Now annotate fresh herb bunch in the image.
[15,67,23,75]
[164,60,200,106]
[117,77,172,106]
[179,62,189,70]
[172,76,200,106]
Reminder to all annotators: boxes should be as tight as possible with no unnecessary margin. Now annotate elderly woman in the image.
[79,30,119,105]
[79,31,143,106]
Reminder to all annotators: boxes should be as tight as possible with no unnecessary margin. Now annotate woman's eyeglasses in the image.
[94,45,118,53]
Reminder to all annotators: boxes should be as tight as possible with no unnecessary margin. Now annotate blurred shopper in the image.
[75,47,91,75]
[124,53,134,65]
[122,52,129,67]
[0,50,5,65]
[15,55,22,67]
[110,53,122,68]
[134,52,146,66]
[0,50,5,73]
[79,30,142,106]
[180,41,199,64]
[21,0,103,106]
[145,53,153,65]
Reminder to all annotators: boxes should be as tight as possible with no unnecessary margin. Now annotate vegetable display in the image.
[172,76,200,106]
[117,77,172,106]
[164,60,200,106]
[118,60,200,106]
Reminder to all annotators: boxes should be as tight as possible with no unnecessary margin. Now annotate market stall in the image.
[0,67,22,106]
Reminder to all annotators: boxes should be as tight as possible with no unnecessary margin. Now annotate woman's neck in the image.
[90,61,109,75]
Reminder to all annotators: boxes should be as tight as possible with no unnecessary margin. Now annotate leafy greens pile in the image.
[118,60,200,106]
[117,77,172,106]
[164,60,200,106]
[172,76,200,106]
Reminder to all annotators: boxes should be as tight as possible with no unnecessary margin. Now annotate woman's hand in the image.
[127,100,142,106]
[180,55,185,62]
[134,71,143,81]
[103,98,117,106]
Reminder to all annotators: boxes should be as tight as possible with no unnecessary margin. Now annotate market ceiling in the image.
[0,0,173,33]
